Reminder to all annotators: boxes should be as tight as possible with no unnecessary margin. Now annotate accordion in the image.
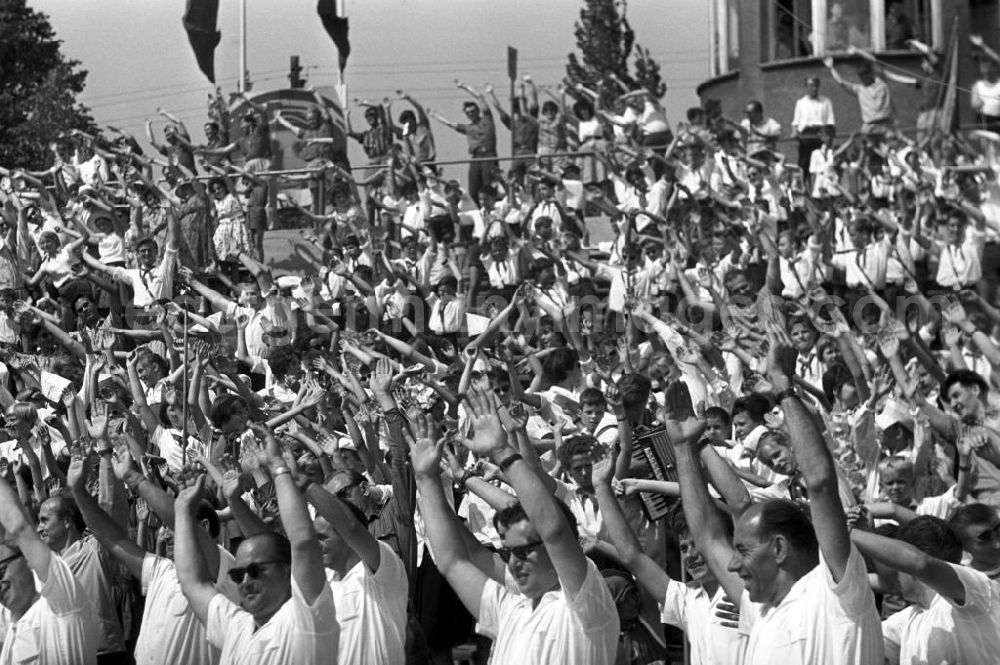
[630,426,679,522]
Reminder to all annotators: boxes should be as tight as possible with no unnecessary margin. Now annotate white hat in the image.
[875,397,914,432]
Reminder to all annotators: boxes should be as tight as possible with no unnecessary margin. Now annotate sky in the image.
[30,0,710,169]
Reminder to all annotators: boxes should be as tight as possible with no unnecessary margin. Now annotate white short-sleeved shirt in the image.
[206,576,338,665]
[60,536,125,656]
[477,558,618,665]
[660,581,745,665]
[326,541,408,665]
[134,549,238,665]
[0,553,98,665]
[882,564,1000,665]
[739,545,883,665]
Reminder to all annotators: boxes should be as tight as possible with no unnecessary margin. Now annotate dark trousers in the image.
[467,155,497,203]
[797,135,824,181]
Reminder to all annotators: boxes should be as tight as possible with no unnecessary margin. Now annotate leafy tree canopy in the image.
[0,0,96,169]
[565,0,666,108]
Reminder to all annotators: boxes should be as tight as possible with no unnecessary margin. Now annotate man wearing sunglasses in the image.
[0,473,97,663]
[413,389,618,664]
[174,426,337,664]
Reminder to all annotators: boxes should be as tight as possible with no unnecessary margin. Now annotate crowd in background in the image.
[1,31,1000,665]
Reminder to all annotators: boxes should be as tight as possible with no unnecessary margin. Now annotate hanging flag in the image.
[183,0,222,83]
[937,19,959,134]
[317,0,351,74]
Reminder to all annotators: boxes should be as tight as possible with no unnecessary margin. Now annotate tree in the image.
[565,0,666,108]
[0,0,96,169]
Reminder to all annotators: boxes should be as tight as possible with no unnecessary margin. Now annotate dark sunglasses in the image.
[498,540,545,563]
[228,560,284,584]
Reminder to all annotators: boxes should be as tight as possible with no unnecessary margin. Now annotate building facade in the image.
[698,0,998,135]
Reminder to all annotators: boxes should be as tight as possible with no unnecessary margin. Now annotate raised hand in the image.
[765,337,797,392]
[66,446,89,491]
[249,424,287,477]
[876,328,900,358]
[497,402,528,432]
[134,497,150,522]
[662,380,705,445]
[462,388,509,457]
[87,400,110,440]
[941,301,969,327]
[175,473,207,512]
[406,412,445,478]
[111,447,139,482]
[941,324,962,348]
[591,443,619,487]
[370,357,393,394]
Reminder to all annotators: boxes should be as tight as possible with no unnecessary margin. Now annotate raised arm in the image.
[767,339,852,581]
[174,475,218,624]
[67,450,145,579]
[850,528,966,603]
[592,445,669,600]
[305,483,381,572]
[465,387,590,596]
[410,414,489,617]
[252,425,327,603]
[0,474,51,581]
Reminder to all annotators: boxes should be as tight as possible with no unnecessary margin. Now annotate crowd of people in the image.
[1,36,1000,665]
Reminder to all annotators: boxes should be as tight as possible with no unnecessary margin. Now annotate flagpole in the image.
[239,0,247,93]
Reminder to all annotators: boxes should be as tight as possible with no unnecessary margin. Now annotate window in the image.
[764,0,814,62]
[884,0,931,50]
[825,0,871,52]
[710,0,741,75]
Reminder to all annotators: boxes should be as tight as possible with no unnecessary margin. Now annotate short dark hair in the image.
[732,393,770,423]
[241,532,292,565]
[949,503,1000,534]
[941,370,989,401]
[579,387,605,408]
[616,374,651,409]
[197,500,221,539]
[494,499,579,541]
[557,434,597,468]
[822,363,854,405]
[45,496,85,535]
[755,499,818,561]
[704,406,731,427]
[542,347,579,384]
[898,516,962,564]
[208,394,247,429]
[136,237,158,252]
[668,500,733,540]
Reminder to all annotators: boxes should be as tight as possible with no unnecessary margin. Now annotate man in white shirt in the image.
[676,341,883,665]
[932,209,986,290]
[791,76,836,179]
[35,495,127,662]
[175,427,338,665]
[852,516,1000,664]
[84,212,178,321]
[740,100,782,156]
[595,459,745,665]
[305,479,408,665]
[68,448,239,665]
[414,390,619,665]
[0,473,97,664]
[825,59,894,134]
